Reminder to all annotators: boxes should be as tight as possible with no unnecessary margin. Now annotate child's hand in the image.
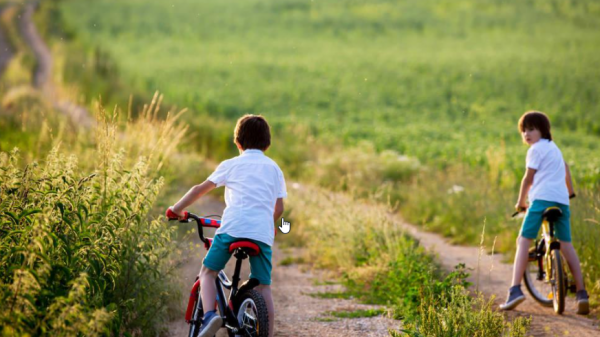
[515,200,528,212]
[166,206,188,221]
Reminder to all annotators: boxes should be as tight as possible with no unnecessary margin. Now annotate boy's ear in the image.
[234,140,243,150]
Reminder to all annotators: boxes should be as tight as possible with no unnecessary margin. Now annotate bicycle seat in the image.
[229,241,261,256]
[542,207,562,222]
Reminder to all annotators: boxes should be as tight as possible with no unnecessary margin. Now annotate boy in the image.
[500,111,589,315]
[170,114,286,337]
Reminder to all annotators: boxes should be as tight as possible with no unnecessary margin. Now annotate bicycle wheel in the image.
[523,248,553,307]
[233,289,269,337]
[551,249,565,314]
[188,292,204,337]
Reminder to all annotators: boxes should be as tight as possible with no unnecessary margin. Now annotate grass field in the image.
[58,0,600,181]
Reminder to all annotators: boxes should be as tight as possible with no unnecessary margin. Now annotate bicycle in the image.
[166,209,269,337]
[514,206,576,314]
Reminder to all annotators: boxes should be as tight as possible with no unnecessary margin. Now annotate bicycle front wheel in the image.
[523,248,553,307]
[188,291,204,337]
[233,289,269,337]
[551,248,565,314]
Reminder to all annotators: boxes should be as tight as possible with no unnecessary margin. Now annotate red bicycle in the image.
[166,209,269,337]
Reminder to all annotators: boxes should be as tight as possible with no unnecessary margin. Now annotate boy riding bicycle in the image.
[500,111,589,315]
[169,115,286,337]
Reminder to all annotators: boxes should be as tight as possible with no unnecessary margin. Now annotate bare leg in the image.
[560,241,585,291]
[200,265,219,313]
[511,236,533,287]
[255,284,274,337]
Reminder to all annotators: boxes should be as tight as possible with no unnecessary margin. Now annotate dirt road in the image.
[0,5,14,76]
[12,0,93,127]
[167,197,599,337]
[398,218,599,336]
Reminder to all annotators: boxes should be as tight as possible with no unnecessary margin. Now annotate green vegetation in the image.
[58,0,600,178]
[0,82,193,335]
[284,185,529,335]
[327,308,386,319]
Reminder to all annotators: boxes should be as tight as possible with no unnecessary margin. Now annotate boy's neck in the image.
[240,148,264,155]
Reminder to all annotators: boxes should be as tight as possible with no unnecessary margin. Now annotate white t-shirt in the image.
[207,149,287,246]
[526,139,569,205]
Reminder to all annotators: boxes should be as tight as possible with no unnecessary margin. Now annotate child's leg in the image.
[511,236,533,287]
[560,241,585,291]
[199,265,219,313]
[256,284,274,337]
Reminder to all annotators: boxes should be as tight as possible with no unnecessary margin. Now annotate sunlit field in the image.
[59,0,600,180]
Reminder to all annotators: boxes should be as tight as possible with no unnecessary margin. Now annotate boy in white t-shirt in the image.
[170,115,286,336]
[500,111,589,315]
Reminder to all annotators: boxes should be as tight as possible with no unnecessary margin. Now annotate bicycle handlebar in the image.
[165,208,222,248]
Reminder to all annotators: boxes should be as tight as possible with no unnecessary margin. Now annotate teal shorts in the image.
[520,200,571,242]
[202,233,273,285]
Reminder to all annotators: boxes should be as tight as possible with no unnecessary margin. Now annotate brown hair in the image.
[518,111,552,141]
[234,114,271,151]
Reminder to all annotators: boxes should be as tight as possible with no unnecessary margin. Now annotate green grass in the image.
[57,0,600,184]
[327,308,386,319]
[307,291,354,300]
[279,255,305,266]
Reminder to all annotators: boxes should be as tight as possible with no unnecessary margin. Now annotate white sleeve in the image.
[207,161,230,187]
[277,168,287,198]
[526,147,541,170]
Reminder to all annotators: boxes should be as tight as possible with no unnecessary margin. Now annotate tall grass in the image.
[283,184,530,336]
[0,96,189,336]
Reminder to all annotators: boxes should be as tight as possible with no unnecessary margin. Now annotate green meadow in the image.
[59,0,600,176]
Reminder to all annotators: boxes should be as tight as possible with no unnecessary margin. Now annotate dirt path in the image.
[0,5,14,77]
[167,197,599,337]
[15,0,93,127]
[396,217,600,336]
[18,1,51,93]
[167,197,398,337]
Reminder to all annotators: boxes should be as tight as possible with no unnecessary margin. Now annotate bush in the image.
[0,97,190,336]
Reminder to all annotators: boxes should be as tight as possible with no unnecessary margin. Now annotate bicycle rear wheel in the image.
[523,248,553,307]
[551,249,565,314]
[233,289,269,337]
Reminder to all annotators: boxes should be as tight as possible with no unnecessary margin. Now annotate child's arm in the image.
[516,168,536,210]
[171,180,217,217]
[565,163,575,197]
[273,198,284,223]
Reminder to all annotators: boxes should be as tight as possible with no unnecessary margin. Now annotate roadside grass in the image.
[327,308,386,319]
[307,291,354,300]
[284,184,530,336]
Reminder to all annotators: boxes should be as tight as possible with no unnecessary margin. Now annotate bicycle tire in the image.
[551,249,565,314]
[188,292,204,337]
[232,289,269,337]
[523,249,552,307]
